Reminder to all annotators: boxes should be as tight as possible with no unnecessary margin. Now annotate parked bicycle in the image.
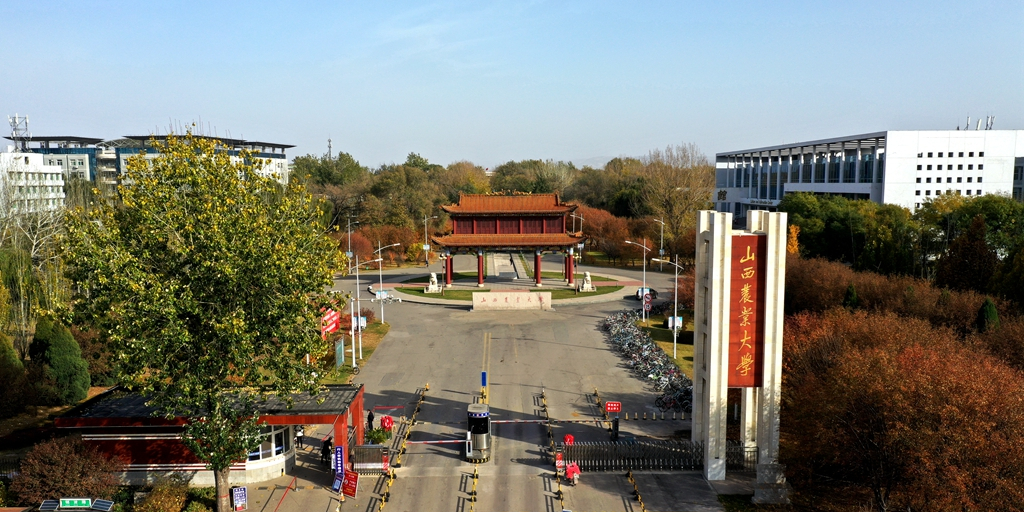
[602,309,693,413]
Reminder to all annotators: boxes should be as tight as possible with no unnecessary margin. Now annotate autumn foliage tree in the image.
[782,309,1024,510]
[10,436,123,505]
[934,215,997,293]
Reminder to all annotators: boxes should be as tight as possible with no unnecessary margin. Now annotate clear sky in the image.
[2,1,1021,169]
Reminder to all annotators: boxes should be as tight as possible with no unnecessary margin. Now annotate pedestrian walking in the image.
[295,426,304,449]
[367,409,375,431]
[321,436,333,466]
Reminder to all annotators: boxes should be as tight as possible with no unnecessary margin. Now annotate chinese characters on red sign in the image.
[729,235,766,387]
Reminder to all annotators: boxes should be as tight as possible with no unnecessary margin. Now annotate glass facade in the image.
[248,425,293,461]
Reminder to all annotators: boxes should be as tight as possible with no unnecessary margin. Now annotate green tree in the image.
[0,332,30,418]
[843,283,859,309]
[934,215,997,293]
[28,316,89,405]
[63,133,341,512]
[976,298,1000,333]
[991,244,1024,306]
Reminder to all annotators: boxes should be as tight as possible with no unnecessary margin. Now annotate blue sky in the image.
[2,1,1021,169]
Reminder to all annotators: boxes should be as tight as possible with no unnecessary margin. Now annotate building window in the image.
[978,164,983,170]
[959,152,964,157]
[968,177,973,182]
[926,190,931,196]
[969,152,974,157]
[979,152,984,157]
[937,190,942,195]
[928,152,933,157]
[978,177,983,183]
[938,165,943,170]
[916,190,921,195]
[977,189,982,195]
[947,177,952,183]
[967,190,972,195]
[916,177,921,183]
[968,164,974,170]
[917,165,922,170]
[917,152,923,158]
[938,152,943,157]
[1014,166,1023,180]
[927,165,933,170]
[958,164,963,170]
[926,178,932,183]
[916,203,921,208]
[957,177,962,183]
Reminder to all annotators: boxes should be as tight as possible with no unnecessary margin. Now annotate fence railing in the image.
[351,445,389,475]
[0,455,21,480]
[726,440,758,472]
[557,440,704,471]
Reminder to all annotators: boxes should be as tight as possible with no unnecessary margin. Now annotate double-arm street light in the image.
[348,256,382,367]
[374,242,401,324]
[652,254,683,359]
[653,218,665,271]
[423,215,438,267]
[570,213,585,235]
[624,239,651,324]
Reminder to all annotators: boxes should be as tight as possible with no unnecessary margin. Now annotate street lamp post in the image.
[346,215,358,258]
[625,239,651,325]
[374,242,401,324]
[423,215,438,267]
[350,256,382,364]
[653,254,683,359]
[653,218,665,271]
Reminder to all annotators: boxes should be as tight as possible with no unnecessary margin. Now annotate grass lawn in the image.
[530,286,624,300]
[637,312,695,379]
[395,287,490,300]
[401,271,478,283]
[322,321,391,384]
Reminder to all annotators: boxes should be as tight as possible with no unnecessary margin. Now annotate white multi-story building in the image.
[0,150,66,214]
[713,130,1024,220]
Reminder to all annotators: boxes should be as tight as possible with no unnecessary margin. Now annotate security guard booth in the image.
[466,404,491,462]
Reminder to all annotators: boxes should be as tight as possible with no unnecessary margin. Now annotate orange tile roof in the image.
[431,233,585,248]
[441,193,577,214]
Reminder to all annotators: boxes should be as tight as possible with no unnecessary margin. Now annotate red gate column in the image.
[568,248,576,286]
[477,251,485,287]
[445,254,453,287]
[335,413,349,471]
[535,250,543,287]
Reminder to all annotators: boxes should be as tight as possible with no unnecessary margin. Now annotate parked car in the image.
[635,287,658,300]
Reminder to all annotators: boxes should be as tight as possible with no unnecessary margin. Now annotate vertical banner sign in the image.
[334,446,345,474]
[341,470,360,499]
[729,234,767,387]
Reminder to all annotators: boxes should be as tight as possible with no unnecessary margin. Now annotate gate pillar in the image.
[477,250,485,287]
[534,250,542,287]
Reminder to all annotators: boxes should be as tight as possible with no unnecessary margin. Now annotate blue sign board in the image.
[231,486,247,511]
[334,445,345,473]
[481,371,487,387]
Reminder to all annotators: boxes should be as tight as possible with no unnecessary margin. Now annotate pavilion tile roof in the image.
[440,193,577,215]
[431,233,584,248]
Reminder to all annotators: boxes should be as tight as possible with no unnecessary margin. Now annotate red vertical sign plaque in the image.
[729,234,766,387]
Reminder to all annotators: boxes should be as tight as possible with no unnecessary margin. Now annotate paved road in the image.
[334,284,727,512]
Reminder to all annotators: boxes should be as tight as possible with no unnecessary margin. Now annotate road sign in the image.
[605,401,622,413]
[332,474,344,493]
[643,303,652,311]
[60,498,92,508]
[668,316,684,330]
[231,486,247,511]
[422,244,430,251]
[375,290,388,299]
[341,470,359,498]
[643,293,652,303]
[358,316,367,329]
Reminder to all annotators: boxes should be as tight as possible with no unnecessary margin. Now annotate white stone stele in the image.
[472,291,552,311]
[692,209,789,505]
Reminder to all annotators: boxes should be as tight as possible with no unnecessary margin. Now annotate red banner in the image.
[728,234,766,387]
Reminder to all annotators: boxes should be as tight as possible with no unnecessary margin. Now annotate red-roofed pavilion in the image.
[431,193,586,287]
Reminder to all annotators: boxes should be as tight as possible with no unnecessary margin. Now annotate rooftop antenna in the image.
[987,115,995,130]
[965,116,970,131]
[328,138,332,159]
[976,118,982,130]
[8,113,30,151]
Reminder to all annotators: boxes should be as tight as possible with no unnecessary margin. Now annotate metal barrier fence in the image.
[726,440,758,472]
[557,440,704,471]
[0,455,20,480]
[351,445,389,475]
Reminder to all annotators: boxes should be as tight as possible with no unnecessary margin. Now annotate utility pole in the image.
[423,214,438,267]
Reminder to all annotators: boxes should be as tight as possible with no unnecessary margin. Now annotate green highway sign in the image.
[60,498,93,508]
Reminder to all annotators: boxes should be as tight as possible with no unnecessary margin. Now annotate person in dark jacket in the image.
[321,436,333,466]
[367,410,375,431]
